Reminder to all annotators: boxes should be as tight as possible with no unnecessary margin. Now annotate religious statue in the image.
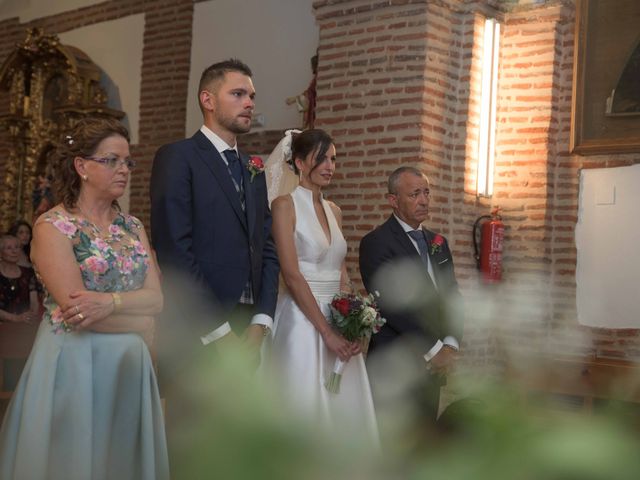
[286,52,318,129]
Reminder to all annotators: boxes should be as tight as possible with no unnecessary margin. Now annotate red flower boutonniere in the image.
[247,156,265,182]
[430,234,445,255]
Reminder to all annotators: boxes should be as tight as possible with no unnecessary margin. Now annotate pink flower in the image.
[49,306,73,334]
[52,219,77,236]
[50,306,63,324]
[133,241,146,255]
[109,225,122,236]
[121,257,134,273]
[84,256,109,274]
[93,238,110,251]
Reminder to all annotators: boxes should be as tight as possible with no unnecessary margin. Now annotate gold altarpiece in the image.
[0,28,123,231]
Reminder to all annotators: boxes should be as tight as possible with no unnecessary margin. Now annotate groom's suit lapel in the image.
[192,131,248,232]
[239,151,256,239]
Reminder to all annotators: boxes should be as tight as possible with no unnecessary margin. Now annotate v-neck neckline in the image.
[298,186,332,246]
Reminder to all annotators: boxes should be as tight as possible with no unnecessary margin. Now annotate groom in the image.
[150,58,279,377]
[359,166,463,434]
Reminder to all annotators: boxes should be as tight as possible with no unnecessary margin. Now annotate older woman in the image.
[0,234,38,324]
[0,118,169,479]
[7,221,33,268]
[0,234,39,391]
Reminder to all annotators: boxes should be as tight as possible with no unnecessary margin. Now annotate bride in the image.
[264,129,379,445]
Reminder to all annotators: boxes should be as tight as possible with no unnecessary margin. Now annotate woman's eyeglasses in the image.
[85,155,137,171]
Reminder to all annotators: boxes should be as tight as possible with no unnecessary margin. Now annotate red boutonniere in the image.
[430,234,445,255]
[247,156,265,182]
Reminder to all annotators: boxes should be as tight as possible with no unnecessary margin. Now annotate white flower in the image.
[361,306,377,326]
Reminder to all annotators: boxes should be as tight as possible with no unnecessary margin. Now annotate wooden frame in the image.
[570,0,640,155]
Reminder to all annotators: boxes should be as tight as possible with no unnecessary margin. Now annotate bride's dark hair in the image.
[290,129,333,175]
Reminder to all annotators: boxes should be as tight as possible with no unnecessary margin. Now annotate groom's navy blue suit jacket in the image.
[150,130,279,344]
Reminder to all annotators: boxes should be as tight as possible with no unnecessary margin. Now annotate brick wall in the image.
[501,4,640,363]
[239,129,293,155]
[311,0,640,379]
[312,0,501,377]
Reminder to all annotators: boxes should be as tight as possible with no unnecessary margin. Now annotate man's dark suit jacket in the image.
[359,215,462,363]
[150,130,279,368]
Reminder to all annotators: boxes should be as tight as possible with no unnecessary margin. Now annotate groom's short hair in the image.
[388,166,428,194]
[198,58,253,98]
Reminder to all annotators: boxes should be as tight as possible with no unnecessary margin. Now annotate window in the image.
[477,18,500,197]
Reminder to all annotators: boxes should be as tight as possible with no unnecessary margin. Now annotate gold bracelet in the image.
[111,292,122,312]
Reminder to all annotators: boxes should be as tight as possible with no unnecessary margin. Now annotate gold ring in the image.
[75,305,80,314]
[77,313,84,321]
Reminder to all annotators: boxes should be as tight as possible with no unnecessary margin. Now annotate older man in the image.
[359,166,463,434]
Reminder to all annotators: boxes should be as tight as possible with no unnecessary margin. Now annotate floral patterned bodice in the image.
[39,210,150,333]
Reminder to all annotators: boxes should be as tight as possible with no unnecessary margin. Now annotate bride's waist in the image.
[304,279,340,297]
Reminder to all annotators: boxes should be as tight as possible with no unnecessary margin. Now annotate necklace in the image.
[76,203,113,232]
[0,263,20,290]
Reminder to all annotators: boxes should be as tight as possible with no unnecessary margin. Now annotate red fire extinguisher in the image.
[473,208,504,283]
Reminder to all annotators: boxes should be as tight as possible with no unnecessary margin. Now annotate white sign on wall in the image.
[576,164,640,328]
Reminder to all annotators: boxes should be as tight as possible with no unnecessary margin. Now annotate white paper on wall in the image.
[576,164,640,328]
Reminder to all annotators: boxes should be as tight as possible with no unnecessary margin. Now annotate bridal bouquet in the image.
[325,292,386,393]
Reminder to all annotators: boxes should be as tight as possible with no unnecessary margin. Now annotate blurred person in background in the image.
[0,233,39,391]
[8,220,33,267]
[0,234,38,325]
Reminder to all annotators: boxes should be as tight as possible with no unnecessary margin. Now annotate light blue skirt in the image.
[0,321,169,480]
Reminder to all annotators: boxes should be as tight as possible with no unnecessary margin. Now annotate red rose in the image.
[333,298,350,316]
[430,234,445,255]
[247,156,265,182]
[249,156,264,169]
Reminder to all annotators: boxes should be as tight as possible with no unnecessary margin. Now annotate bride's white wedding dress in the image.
[266,186,379,446]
